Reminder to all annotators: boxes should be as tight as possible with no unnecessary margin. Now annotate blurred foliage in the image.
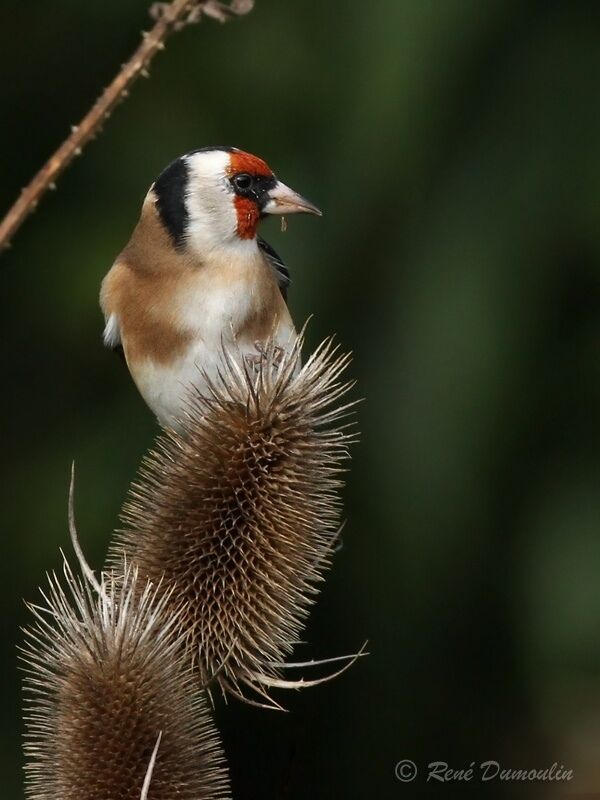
[1,1,600,797]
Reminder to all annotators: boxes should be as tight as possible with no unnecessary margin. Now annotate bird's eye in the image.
[233,173,254,191]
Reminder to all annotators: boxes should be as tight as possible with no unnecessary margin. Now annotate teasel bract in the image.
[21,559,230,800]
[108,336,362,708]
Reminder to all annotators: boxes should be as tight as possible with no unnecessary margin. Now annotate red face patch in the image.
[228,150,273,179]
[228,150,274,239]
[233,196,260,240]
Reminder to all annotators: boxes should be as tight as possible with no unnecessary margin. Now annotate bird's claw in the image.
[245,343,286,372]
[272,346,285,366]
[244,353,263,369]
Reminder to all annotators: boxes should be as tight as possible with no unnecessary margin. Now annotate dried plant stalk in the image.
[0,0,255,251]
[108,337,359,708]
[22,560,230,800]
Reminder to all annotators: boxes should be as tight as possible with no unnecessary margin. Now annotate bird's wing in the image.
[258,236,291,302]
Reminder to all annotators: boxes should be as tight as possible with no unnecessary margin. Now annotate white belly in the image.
[119,244,298,430]
[133,322,298,431]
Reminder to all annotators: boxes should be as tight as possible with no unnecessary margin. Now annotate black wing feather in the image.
[258,236,291,302]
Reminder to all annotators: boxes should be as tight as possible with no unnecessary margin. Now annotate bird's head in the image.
[150,146,321,256]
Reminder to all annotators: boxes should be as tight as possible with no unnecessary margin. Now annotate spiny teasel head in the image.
[108,336,361,707]
[21,559,231,800]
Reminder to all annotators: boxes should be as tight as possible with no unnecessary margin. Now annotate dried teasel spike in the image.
[108,333,363,707]
[267,643,370,670]
[21,557,231,800]
[140,731,162,800]
[67,461,104,600]
[243,641,369,691]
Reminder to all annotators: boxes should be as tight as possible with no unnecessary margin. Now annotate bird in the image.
[100,146,321,430]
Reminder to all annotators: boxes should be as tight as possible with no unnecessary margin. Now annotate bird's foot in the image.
[272,346,285,366]
[245,342,286,372]
[244,352,264,370]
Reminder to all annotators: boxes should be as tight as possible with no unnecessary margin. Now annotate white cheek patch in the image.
[184,150,239,254]
[103,313,121,349]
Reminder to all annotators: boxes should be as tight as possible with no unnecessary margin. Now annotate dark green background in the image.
[2,1,600,797]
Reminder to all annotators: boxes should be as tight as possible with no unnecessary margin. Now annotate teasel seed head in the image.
[108,336,362,707]
[21,559,231,800]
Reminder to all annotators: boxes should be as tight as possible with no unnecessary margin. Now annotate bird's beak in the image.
[262,181,322,217]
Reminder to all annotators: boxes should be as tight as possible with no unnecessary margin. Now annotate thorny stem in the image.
[0,0,254,252]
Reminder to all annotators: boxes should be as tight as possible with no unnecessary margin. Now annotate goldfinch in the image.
[100,147,321,430]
